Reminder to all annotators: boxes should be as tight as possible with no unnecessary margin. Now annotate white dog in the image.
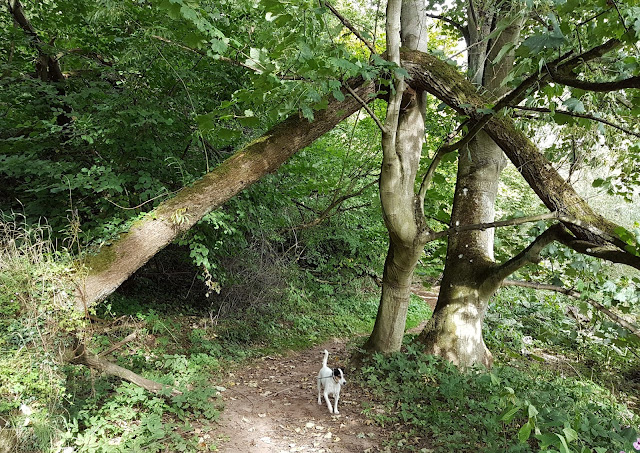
[317,349,346,414]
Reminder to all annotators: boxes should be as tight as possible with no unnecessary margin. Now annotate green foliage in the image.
[0,216,80,451]
[361,342,639,453]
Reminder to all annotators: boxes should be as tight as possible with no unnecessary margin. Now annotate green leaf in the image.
[563,97,585,113]
[522,34,566,53]
[518,420,533,443]
[562,427,578,443]
[499,404,520,422]
[195,112,216,132]
[555,434,570,453]
[493,42,516,64]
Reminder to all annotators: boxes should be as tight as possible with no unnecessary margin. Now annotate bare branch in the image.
[487,220,640,288]
[322,1,376,54]
[424,13,470,45]
[487,224,566,285]
[98,331,138,357]
[345,84,387,132]
[427,211,570,242]
[70,341,182,395]
[417,144,456,209]
[291,178,378,231]
[548,72,640,92]
[502,280,640,339]
[511,105,640,138]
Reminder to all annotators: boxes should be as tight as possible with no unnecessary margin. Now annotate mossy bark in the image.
[74,79,375,311]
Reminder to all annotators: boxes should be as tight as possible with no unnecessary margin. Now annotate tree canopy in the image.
[1,0,640,450]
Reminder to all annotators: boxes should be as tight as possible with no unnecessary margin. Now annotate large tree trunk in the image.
[419,2,525,367]
[420,131,505,367]
[411,10,639,366]
[74,79,374,311]
[363,0,430,353]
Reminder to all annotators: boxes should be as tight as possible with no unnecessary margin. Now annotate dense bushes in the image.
[362,341,640,452]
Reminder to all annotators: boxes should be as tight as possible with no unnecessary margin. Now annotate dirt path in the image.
[213,339,385,452]
[212,285,439,452]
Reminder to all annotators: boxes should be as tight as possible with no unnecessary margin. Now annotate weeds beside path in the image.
[213,338,387,452]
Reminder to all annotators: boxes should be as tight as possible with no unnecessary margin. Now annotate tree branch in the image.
[487,220,640,289]
[502,280,640,339]
[291,177,378,230]
[69,341,182,396]
[424,13,470,45]
[345,84,386,132]
[417,144,457,209]
[427,211,571,242]
[548,72,640,92]
[98,331,138,357]
[511,105,640,138]
[486,224,567,286]
[322,1,376,54]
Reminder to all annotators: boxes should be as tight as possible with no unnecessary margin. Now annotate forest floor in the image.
[211,286,439,452]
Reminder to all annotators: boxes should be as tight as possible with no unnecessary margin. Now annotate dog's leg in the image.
[333,390,340,414]
[323,391,333,413]
[317,379,322,405]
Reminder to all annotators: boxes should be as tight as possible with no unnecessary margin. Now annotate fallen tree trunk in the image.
[75,79,375,311]
[67,341,182,396]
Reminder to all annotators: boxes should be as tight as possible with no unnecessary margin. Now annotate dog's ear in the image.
[333,368,345,376]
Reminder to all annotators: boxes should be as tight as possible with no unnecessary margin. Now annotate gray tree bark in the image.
[418,1,526,367]
[363,0,430,353]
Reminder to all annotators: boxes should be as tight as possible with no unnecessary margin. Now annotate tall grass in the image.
[0,215,79,452]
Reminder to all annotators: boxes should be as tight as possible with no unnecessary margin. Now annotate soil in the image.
[212,338,385,453]
[211,285,440,453]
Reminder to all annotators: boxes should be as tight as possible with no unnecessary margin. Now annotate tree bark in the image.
[363,0,430,353]
[401,48,640,261]
[417,2,523,367]
[75,79,375,311]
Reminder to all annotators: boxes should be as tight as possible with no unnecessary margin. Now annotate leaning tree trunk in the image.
[401,47,639,265]
[74,78,374,312]
[363,0,430,353]
[418,3,524,367]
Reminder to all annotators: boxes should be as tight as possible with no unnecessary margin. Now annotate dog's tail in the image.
[322,349,329,368]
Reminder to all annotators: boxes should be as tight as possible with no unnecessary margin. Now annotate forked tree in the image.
[365,0,640,366]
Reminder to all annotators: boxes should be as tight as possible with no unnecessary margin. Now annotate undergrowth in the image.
[0,216,79,452]
[358,286,640,453]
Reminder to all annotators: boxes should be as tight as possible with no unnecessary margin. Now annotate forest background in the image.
[1,0,640,451]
